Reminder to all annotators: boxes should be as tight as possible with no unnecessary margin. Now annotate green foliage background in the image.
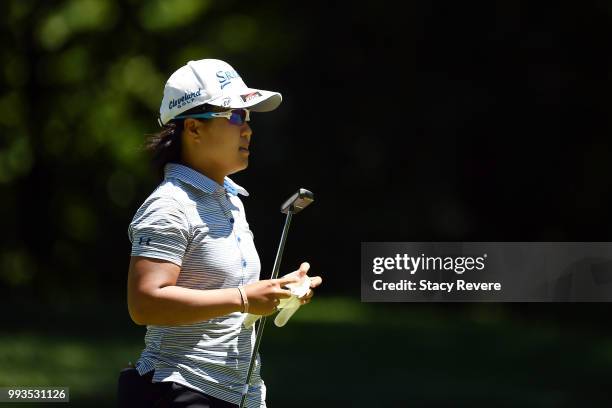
[2,1,612,407]
[0,0,302,297]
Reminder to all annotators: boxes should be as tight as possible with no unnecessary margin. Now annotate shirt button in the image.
[229,218,234,224]
[242,260,247,267]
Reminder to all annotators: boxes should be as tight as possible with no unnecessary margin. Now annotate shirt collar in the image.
[164,163,249,197]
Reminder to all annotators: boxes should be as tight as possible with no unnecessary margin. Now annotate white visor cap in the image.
[159,59,282,125]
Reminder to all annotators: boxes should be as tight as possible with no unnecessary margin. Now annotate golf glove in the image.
[242,276,311,328]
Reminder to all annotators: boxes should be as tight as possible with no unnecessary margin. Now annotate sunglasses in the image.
[174,108,250,126]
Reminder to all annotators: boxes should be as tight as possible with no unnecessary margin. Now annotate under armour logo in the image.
[139,237,152,246]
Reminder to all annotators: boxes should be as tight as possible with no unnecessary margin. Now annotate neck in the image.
[182,160,226,186]
[180,141,229,186]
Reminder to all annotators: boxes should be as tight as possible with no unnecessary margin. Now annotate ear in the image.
[183,118,202,141]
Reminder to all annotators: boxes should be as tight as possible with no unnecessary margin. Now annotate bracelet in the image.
[237,286,248,314]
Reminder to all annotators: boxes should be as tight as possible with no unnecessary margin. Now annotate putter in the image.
[239,188,314,408]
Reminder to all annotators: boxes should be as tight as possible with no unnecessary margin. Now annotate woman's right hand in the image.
[243,276,299,315]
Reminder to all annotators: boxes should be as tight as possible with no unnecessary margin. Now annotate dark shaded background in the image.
[2,0,612,406]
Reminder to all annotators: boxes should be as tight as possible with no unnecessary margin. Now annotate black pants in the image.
[117,367,238,408]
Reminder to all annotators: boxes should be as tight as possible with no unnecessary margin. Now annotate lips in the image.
[239,147,249,153]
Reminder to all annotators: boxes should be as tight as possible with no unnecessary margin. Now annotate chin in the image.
[230,162,248,175]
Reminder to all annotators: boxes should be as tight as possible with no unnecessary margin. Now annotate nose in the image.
[241,122,252,143]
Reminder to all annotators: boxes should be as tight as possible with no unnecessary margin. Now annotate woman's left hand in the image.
[281,262,322,305]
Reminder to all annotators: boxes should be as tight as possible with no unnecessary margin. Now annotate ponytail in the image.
[144,121,184,180]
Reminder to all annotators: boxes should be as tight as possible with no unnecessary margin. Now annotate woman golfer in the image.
[118,59,322,407]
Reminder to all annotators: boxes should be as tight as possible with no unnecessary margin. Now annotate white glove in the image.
[274,276,311,327]
[243,313,260,328]
[242,276,311,328]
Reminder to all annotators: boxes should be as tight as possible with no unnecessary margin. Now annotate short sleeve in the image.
[128,196,191,266]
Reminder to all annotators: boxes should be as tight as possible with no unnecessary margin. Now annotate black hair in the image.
[144,104,215,180]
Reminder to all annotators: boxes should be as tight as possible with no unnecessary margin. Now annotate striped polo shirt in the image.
[128,163,266,408]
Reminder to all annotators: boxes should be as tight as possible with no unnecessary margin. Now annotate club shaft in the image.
[239,210,293,408]
[270,211,293,280]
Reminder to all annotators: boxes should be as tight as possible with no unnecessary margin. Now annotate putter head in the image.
[281,188,314,214]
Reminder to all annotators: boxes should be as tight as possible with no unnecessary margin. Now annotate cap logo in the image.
[169,88,202,110]
[240,91,262,102]
[216,70,240,89]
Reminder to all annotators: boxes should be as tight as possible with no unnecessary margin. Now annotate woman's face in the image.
[182,109,253,176]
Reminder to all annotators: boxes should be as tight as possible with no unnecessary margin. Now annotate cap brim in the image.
[208,88,282,112]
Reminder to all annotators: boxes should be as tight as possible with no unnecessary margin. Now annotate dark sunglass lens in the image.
[229,110,246,125]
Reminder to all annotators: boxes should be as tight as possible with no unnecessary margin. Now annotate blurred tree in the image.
[0,0,303,300]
